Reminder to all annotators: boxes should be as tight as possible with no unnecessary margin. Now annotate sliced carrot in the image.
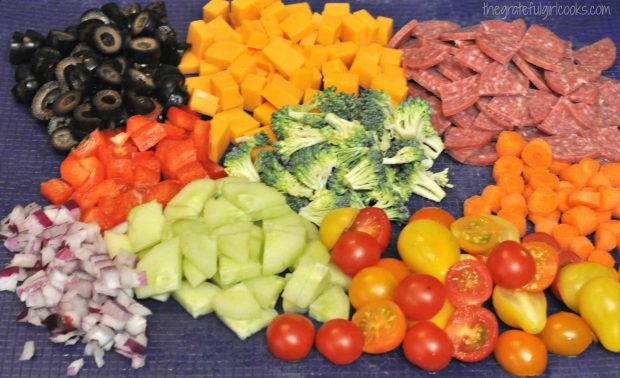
[595,227,617,251]
[600,162,620,186]
[497,209,527,237]
[521,138,553,169]
[552,224,580,252]
[578,158,600,182]
[569,236,594,261]
[557,180,575,190]
[530,209,561,223]
[526,168,560,190]
[567,190,601,209]
[523,185,534,199]
[562,206,598,235]
[587,250,616,268]
[493,155,524,181]
[497,172,525,194]
[613,203,620,220]
[595,210,612,225]
[463,195,492,216]
[559,164,589,189]
[532,217,558,235]
[597,186,620,211]
[481,185,505,213]
[600,220,620,236]
[500,192,528,214]
[588,172,611,188]
[557,187,575,212]
[528,187,559,215]
[496,131,526,157]
[549,160,570,175]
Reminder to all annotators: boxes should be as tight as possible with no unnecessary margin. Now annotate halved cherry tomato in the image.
[409,207,455,228]
[486,240,536,289]
[348,207,391,251]
[494,330,547,376]
[349,266,398,309]
[445,306,498,362]
[352,300,407,354]
[331,231,382,277]
[445,260,493,308]
[375,258,411,282]
[521,241,559,292]
[522,232,561,252]
[451,215,500,254]
[320,208,359,250]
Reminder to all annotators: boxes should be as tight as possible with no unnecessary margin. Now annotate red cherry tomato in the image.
[266,313,315,362]
[486,240,536,289]
[444,260,493,308]
[315,319,364,365]
[348,207,391,251]
[522,232,561,252]
[445,306,499,362]
[331,231,382,277]
[403,321,454,372]
[394,274,446,321]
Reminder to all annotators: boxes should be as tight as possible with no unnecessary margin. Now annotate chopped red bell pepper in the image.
[193,120,211,166]
[126,115,154,135]
[145,180,183,206]
[163,138,197,179]
[106,159,134,186]
[60,156,105,188]
[110,139,138,158]
[82,207,114,231]
[99,189,143,227]
[133,165,161,190]
[132,151,161,174]
[167,106,199,131]
[162,122,188,140]
[176,160,208,185]
[40,178,73,205]
[73,129,108,159]
[203,159,228,179]
[131,122,167,152]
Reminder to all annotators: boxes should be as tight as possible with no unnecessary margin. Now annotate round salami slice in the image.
[507,62,530,90]
[447,146,478,163]
[544,59,602,96]
[568,83,599,104]
[407,82,434,100]
[478,62,528,96]
[388,19,418,48]
[402,43,450,70]
[574,38,617,71]
[443,125,495,149]
[437,75,480,117]
[439,25,480,41]
[436,57,475,82]
[426,96,452,136]
[473,112,505,132]
[512,54,551,92]
[597,80,620,126]
[544,134,599,163]
[526,89,559,124]
[538,97,585,135]
[518,25,566,72]
[476,97,492,112]
[567,102,606,129]
[484,96,528,129]
[454,45,493,73]
[476,19,525,64]
[517,126,548,141]
[454,40,475,48]
[589,127,620,161]
[413,20,460,40]
[406,68,451,96]
[449,106,479,128]
[466,143,499,166]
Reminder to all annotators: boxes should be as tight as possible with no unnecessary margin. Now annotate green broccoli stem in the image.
[422,135,445,160]
[344,159,377,191]
[410,167,447,202]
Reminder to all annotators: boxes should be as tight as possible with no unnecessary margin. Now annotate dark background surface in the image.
[0,0,618,376]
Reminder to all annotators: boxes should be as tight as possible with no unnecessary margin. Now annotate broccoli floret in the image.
[283,105,326,128]
[273,126,327,160]
[326,167,348,195]
[335,147,369,167]
[254,149,314,198]
[299,190,353,225]
[223,132,271,182]
[343,150,385,191]
[383,139,426,165]
[432,168,453,188]
[285,195,310,212]
[234,130,272,147]
[287,144,338,191]
[383,205,411,223]
[375,129,392,152]
[405,164,448,202]
[307,87,357,120]
[322,113,372,147]
[354,89,394,131]
[348,190,367,209]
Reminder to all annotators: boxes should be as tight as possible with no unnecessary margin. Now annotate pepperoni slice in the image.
[478,62,527,97]
[472,112,505,132]
[526,89,559,124]
[447,147,478,163]
[427,96,453,136]
[518,25,566,72]
[484,96,528,129]
[440,25,480,41]
[568,83,599,104]
[544,59,601,96]
[589,128,620,162]
[402,43,450,70]
[465,144,499,166]
[449,106,479,129]
[597,80,620,125]
[455,40,475,48]
[388,19,419,48]
[443,126,495,150]
[438,75,481,117]
[538,97,585,135]
[406,68,450,96]
[413,20,460,40]
[436,57,475,82]
[454,45,493,73]
[476,19,525,64]
[574,38,617,71]
[544,134,599,163]
[517,126,548,141]
[476,97,492,112]
[568,101,607,129]
[512,54,551,92]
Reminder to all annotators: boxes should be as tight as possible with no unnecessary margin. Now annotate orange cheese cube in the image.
[186,21,214,57]
[205,17,243,42]
[289,67,314,91]
[241,73,266,111]
[280,11,316,43]
[200,61,221,76]
[248,33,270,50]
[204,40,247,69]
[209,116,232,162]
[253,102,277,125]
[203,0,229,22]
[262,75,303,108]
[327,41,358,67]
[227,53,257,84]
[260,1,287,21]
[349,56,381,88]
[322,3,350,18]
[262,38,306,78]
[381,64,405,77]
[353,10,379,43]
[228,112,261,141]
[321,58,347,75]
[211,72,244,110]
[189,89,219,117]
[356,43,383,65]
[380,47,403,67]
[376,16,394,46]
[371,73,407,104]
[310,67,322,89]
[284,2,312,17]
[255,68,269,77]
[341,13,369,46]
[178,52,200,74]
[299,31,318,47]
[231,0,261,27]
[303,45,329,69]
[260,15,284,37]
[303,88,320,104]
[258,0,279,6]
[316,15,342,46]
[254,52,275,72]
[324,72,359,95]
[185,75,213,95]
[239,20,265,41]
[312,12,322,25]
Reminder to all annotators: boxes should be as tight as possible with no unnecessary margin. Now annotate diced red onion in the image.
[55,247,76,261]
[100,314,127,332]
[151,293,170,302]
[11,254,38,268]
[48,269,68,290]
[127,302,152,317]
[119,267,147,288]
[62,200,80,219]
[131,354,146,369]
[66,358,84,376]
[85,324,115,346]
[125,315,147,336]
[64,336,80,346]
[0,266,20,292]
[114,251,137,269]
[94,346,105,368]
[25,290,46,308]
[32,209,53,229]
[124,337,146,354]
[42,285,63,307]
[18,340,35,361]
[92,280,118,297]
[49,330,82,344]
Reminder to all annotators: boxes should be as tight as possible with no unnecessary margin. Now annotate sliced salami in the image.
[518,25,566,71]
[512,54,551,92]
[526,89,559,124]
[439,25,480,41]
[465,143,499,166]
[454,40,475,48]
[507,62,530,90]
[436,57,475,82]
[478,62,527,96]
[484,95,528,129]
[443,126,496,149]
[407,82,434,99]
[388,19,419,48]
[453,45,493,73]
[476,97,492,112]
[473,111,505,132]
[406,68,450,96]
[567,101,607,129]
[544,59,601,95]
[538,97,584,135]
[402,43,450,70]
[574,38,617,71]
[517,126,548,141]
[589,127,620,161]
[568,83,598,104]
[544,134,598,163]
[426,96,452,136]
[437,75,480,117]
[447,147,478,163]
[449,106,478,128]
[413,20,460,40]
[597,80,620,125]
[476,19,525,64]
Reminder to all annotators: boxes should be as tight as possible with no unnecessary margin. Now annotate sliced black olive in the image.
[55,57,81,88]
[52,90,83,116]
[51,127,79,152]
[95,63,122,87]
[64,64,94,93]
[14,66,34,82]
[125,67,156,95]
[31,81,61,121]
[31,52,61,83]
[131,11,157,36]
[77,19,104,42]
[92,25,123,55]
[80,9,110,24]
[93,89,123,120]
[125,91,155,115]
[127,37,161,64]
[65,24,79,36]
[145,2,167,23]
[122,3,141,18]
[160,86,189,110]
[72,102,103,136]
[11,79,40,104]
[154,65,185,89]
[101,3,129,30]
[70,42,93,57]
[10,30,46,65]
[48,116,71,135]
[77,50,102,72]
[112,56,129,75]
[46,30,77,55]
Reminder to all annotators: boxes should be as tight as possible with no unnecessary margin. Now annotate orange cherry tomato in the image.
[537,312,594,356]
[375,258,411,282]
[521,241,559,292]
[494,330,548,376]
[409,207,456,228]
[348,267,398,309]
[352,300,407,354]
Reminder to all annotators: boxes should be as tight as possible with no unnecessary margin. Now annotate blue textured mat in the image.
[0,0,618,377]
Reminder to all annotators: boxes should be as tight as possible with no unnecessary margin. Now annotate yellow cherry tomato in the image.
[451,215,500,254]
[485,215,520,244]
[319,208,359,249]
[556,262,618,312]
[578,276,620,352]
[492,286,547,334]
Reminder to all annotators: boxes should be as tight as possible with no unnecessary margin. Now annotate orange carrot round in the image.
[559,164,589,189]
[523,185,534,199]
[568,236,594,261]
[595,210,612,226]
[600,163,620,186]
[496,131,526,157]
[549,160,570,175]
[497,172,525,194]
[597,186,620,211]
[595,227,617,251]
[532,218,558,235]
[557,187,575,213]
[481,185,505,213]
[500,192,528,214]
[526,169,560,190]
[562,206,598,235]
[497,208,527,237]
[528,187,559,215]
[557,180,575,190]
[552,224,579,252]
[567,190,601,209]
[463,195,492,216]
[587,250,616,268]
[521,138,553,169]
[588,172,611,187]
[578,158,600,182]
[493,155,524,181]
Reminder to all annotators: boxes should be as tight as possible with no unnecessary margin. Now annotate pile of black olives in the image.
[9,2,189,151]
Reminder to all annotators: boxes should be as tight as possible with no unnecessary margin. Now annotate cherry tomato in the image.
[348,267,398,309]
[486,240,536,289]
[320,208,359,249]
[494,330,548,376]
[556,262,618,312]
[538,312,593,356]
[445,306,498,362]
[451,215,501,254]
[348,207,391,251]
[394,274,446,321]
[492,286,547,334]
[551,251,581,300]
[266,313,315,362]
[331,231,382,277]
[375,258,411,282]
[444,260,493,308]
[315,319,364,365]
[351,300,407,354]
[522,232,561,252]
[521,241,559,292]
[409,207,455,228]
[403,321,454,372]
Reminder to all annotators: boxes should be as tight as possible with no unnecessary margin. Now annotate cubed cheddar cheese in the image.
[187,20,215,58]
[204,17,243,42]
[185,75,213,95]
[299,31,318,47]
[200,61,221,76]
[303,45,329,69]
[240,20,269,49]
[321,58,347,76]
[231,0,262,27]
[340,13,368,46]
[262,75,303,108]
[327,41,358,67]
[209,115,232,162]
[322,3,350,18]
[353,10,379,43]
[260,1,287,21]
[284,2,312,17]
[260,15,284,37]
[280,10,317,43]
[311,67,322,89]
[380,47,403,67]
[303,88,320,104]
[312,12,322,25]
[316,15,341,46]
[189,89,219,117]
[255,68,269,77]
[211,72,245,110]
[254,52,275,72]
[381,65,405,77]
[324,72,359,95]
[289,67,314,91]
[262,38,306,78]
[356,43,383,65]
[204,40,247,69]
[253,102,277,125]
[178,52,201,74]
[216,108,260,141]
[227,52,257,84]
[349,56,381,88]
[376,16,394,46]
[203,0,229,22]
[371,73,407,104]
[241,73,266,111]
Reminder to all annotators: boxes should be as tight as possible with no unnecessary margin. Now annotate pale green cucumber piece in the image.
[221,182,286,220]
[282,262,331,309]
[180,233,218,278]
[127,200,165,252]
[171,218,209,237]
[262,224,306,275]
[202,197,251,230]
[251,204,292,221]
[301,217,320,241]
[218,308,277,340]
[167,178,216,215]
[135,237,182,299]
[215,176,248,192]
[151,293,171,302]
[162,205,198,222]
[104,231,133,258]
[249,225,263,262]
[282,297,307,313]
[213,221,254,236]
[160,221,174,241]
[244,275,285,309]
[173,281,220,318]
[294,239,330,269]
[213,283,262,320]
[328,262,351,290]
[264,211,304,228]
[309,285,350,322]
[217,232,251,263]
[213,255,262,286]
[183,259,207,287]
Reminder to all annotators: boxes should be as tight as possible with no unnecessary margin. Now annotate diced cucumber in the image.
[294,239,330,269]
[213,255,262,286]
[244,275,285,309]
[173,281,220,318]
[180,233,218,279]
[328,262,351,290]
[127,200,165,252]
[282,297,307,313]
[251,205,292,221]
[249,225,263,261]
[202,197,251,230]
[217,232,251,263]
[162,205,198,222]
[151,293,171,302]
[262,224,306,275]
[171,218,209,237]
[183,259,207,287]
[135,237,182,299]
[218,308,277,340]
[212,221,254,236]
[215,176,248,192]
[221,182,286,220]
[309,285,350,322]
[213,283,262,320]
[104,231,133,258]
[167,178,216,215]
[264,211,304,228]
[301,217,320,241]
[160,221,174,241]
[282,262,331,309]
